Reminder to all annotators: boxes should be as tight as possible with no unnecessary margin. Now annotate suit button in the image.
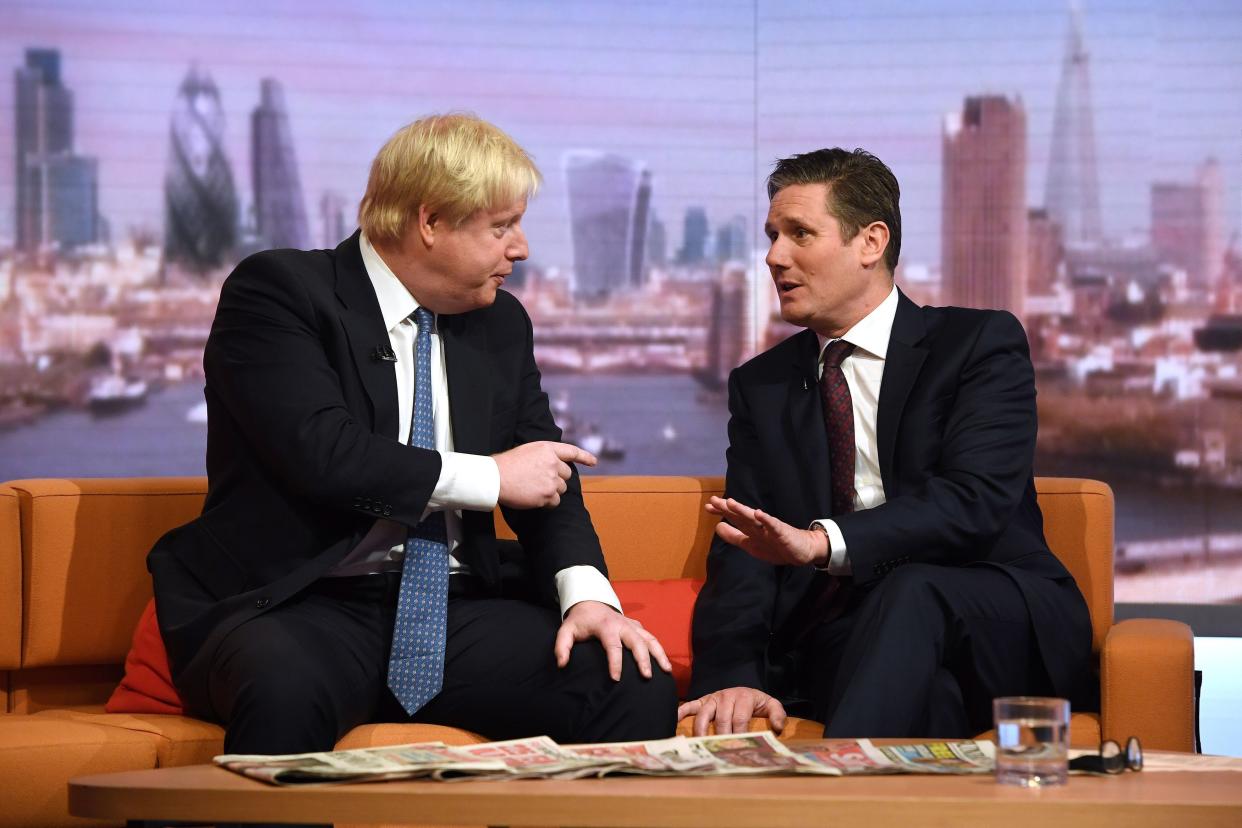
[255,598,270,609]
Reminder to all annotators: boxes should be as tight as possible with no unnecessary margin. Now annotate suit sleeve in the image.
[835,311,1039,583]
[497,300,607,597]
[688,368,780,698]
[203,253,439,528]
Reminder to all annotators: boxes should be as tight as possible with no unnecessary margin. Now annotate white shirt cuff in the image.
[811,519,852,575]
[428,452,500,512]
[555,565,622,618]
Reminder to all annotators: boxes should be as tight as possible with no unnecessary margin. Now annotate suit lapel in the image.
[784,329,833,517]
[440,311,492,457]
[334,231,399,438]
[876,290,928,492]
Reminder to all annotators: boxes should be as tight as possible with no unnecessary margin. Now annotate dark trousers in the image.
[797,563,1052,738]
[208,573,677,756]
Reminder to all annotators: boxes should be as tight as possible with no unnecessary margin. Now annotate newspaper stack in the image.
[215,732,996,786]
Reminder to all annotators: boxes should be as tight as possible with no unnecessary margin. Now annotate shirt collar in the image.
[359,232,423,333]
[816,284,899,362]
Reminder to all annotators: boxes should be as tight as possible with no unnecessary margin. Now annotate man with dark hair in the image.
[680,147,1095,738]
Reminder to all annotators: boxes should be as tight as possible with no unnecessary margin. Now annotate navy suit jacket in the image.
[148,232,603,718]
[688,290,1096,709]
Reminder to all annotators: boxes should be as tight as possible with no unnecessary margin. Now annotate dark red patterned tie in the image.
[819,339,856,517]
[779,339,857,646]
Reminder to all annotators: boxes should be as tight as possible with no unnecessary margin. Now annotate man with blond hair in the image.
[148,114,676,762]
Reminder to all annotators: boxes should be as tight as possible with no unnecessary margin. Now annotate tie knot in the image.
[412,306,434,334]
[822,339,855,369]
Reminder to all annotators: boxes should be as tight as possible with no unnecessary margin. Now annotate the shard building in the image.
[163,64,239,273]
[1045,3,1103,249]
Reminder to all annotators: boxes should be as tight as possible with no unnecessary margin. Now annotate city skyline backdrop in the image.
[2,0,1241,272]
[4,0,1242,606]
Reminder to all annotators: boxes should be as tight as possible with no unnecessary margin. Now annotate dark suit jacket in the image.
[148,232,604,718]
[689,290,1096,709]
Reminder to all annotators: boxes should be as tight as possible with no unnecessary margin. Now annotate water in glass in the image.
[995,716,1069,786]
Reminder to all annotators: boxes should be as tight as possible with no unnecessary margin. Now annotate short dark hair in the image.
[767,148,901,273]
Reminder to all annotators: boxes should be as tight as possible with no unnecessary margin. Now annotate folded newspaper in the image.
[215,732,996,786]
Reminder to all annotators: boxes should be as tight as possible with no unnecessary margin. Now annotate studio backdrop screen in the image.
[2,0,1241,604]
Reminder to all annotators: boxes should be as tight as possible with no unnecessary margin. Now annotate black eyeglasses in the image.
[1068,736,1143,775]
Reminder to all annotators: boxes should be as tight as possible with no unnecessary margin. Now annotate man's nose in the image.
[508,226,528,261]
[766,238,788,270]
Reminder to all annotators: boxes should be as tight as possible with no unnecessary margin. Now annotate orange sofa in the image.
[0,475,1194,826]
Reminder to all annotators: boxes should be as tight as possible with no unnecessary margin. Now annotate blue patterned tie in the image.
[387,306,449,716]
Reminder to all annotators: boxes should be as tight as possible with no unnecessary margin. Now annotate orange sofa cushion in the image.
[0,716,160,827]
[106,598,185,715]
[614,578,703,697]
[108,580,708,715]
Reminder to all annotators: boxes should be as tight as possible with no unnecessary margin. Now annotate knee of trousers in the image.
[585,643,678,700]
[221,665,349,736]
[600,658,679,738]
[864,563,953,628]
[614,659,679,710]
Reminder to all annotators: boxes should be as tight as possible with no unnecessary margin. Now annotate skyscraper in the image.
[1027,208,1063,297]
[563,151,650,299]
[647,211,667,267]
[942,95,1028,317]
[38,156,99,250]
[678,206,709,265]
[13,48,100,253]
[1152,159,1227,291]
[630,170,652,289]
[714,214,749,264]
[1199,158,1226,292]
[251,79,309,250]
[1045,3,1103,248]
[319,190,348,249]
[164,64,239,274]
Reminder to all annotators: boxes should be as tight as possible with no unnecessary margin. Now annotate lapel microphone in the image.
[371,345,397,363]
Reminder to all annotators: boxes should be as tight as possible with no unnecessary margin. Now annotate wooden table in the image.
[69,757,1242,828]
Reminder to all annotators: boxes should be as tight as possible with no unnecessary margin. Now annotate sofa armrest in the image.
[1100,618,1194,752]
[1,485,20,676]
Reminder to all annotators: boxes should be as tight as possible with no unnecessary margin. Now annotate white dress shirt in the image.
[811,285,899,575]
[328,234,620,617]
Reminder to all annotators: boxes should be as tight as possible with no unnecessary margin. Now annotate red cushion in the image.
[107,579,705,714]
[106,598,185,715]
[613,578,704,698]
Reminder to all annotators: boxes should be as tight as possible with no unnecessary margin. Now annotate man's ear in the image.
[858,221,890,270]
[416,204,439,249]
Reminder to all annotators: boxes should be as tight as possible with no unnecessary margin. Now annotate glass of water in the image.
[992,696,1070,787]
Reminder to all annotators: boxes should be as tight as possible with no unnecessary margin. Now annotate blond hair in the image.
[358,113,541,245]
